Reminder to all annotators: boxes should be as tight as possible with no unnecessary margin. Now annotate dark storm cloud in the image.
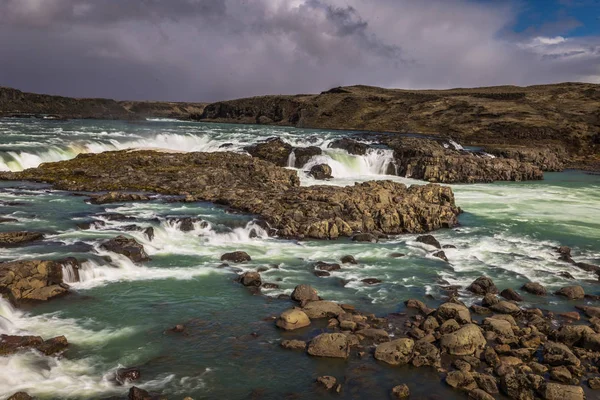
[0,0,598,102]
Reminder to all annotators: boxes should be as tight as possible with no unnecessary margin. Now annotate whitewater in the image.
[0,118,599,399]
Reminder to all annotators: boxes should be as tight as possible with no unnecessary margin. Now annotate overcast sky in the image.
[0,0,599,102]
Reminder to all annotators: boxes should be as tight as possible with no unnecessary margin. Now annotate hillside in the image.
[0,87,206,120]
[197,83,600,166]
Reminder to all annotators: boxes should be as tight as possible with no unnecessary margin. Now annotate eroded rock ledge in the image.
[0,150,460,239]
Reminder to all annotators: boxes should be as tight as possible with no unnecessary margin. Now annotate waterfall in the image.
[0,297,16,333]
[300,148,395,177]
[287,150,296,168]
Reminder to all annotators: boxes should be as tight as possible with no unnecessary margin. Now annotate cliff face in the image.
[0,87,206,120]
[197,83,600,166]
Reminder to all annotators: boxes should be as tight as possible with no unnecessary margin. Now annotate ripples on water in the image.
[0,119,599,399]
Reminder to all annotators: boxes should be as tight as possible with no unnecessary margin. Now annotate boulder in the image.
[290,284,319,304]
[411,340,441,368]
[0,231,44,247]
[416,235,441,249]
[0,334,68,356]
[361,278,382,285]
[314,261,341,271]
[440,324,486,356]
[356,328,390,342]
[405,298,434,315]
[500,373,538,400]
[100,235,150,263]
[316,376,338,391]
[538,383,584,400]
[128,386,152,400]
[468,389,495,400]
[308,164,333,180]
[37,335,68,356]
[276,309,311,331]
[302,301,344,319]
[500,288,523,302]
[89,192,150,204]
[239,271,261,287]
[483,318,515,338]
[328,138,370,155]
[0,259,73,302]
[7,394,33,400]
[543,342,580,366]
[374,338,414,365]
[446,371,477,391]
[340,255,357,264]
[351,233,378,243]
[116,367,141,385]
[521,282,547,296]
[433,251,448,262]
[581,332,600,351]
[472,373,498,394]
[244,137,292,166]
[220,251,251,263]
[467,277,498,295]
[293,146,322,168]
[555,286,585,300]
[489,301,521,315]
[391,384,410,399]
[436,303,471,324]
[307,333,350,358]
[482,294,499,307]
[589,377,600,390]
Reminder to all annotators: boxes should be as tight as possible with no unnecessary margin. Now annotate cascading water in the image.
[286,150,296,168]
[0,297,16,333]
[301,148,395,177]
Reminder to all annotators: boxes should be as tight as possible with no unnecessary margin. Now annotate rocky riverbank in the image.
[0,150,460,239]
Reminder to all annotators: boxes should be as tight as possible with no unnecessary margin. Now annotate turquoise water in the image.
[0,119,599,399]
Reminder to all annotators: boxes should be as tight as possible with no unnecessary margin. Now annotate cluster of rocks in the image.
[0,231,44,246]
[0,150,461,239]
[270,276,600,400]
[0,334,68,357]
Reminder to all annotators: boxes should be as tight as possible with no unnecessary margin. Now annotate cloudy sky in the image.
[0,0,599,101]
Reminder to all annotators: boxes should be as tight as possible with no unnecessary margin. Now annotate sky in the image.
[0,0,599,102]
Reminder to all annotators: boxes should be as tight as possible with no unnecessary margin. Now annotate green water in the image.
[0,119,599,399]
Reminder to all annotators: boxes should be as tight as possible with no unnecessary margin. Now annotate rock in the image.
[555,286,585,300]
[340,255,357,264]
[489,301,521,315]
[5,151,461,240]
[391,384,410,398]
[538,382,584,400]
[314,271,330,277]
[116,367,141,384]
[577,305,600,318]
[314,261,340,271]
[220,251,251,263]
[281,339,307,350]
[483,318,515,338]
[291,284,319,304]
[307,333,350,358]
[472,373,498,394]
[500,288,523,302]
[0,259,74,302]
[166,217,201,232]
[433,251,448,262]
[0,231,44,246]
[422,315,440,331]
[374,338,415,365]
[581,332,600,351]
[100,235,149,263]
[389,252,405,258]
[543,342,580,366]
[436,303,471,324]
[308,164,333,180]
[316,376,338,391]
[262,282,279,289]
[244,137,292,166]
[329,138,370,155]
[482,294,499,307]
[0,334,67,356]
[302,301,344,319]
[500,373,537,400]
[467,277,498,295]
[405,299,434,315]
[446,371,477,391]
[276,309,311,331]
[521,282,547,296]
[351,233,378,243]
[356,328,390,342]
[468,389,495,400]
[7,393,33,400]
[128,386,152,400]
[589,377,600,389]
[89,192,150,204]
[293,146,322,168]
[169,324,185,333]
[550,366,573,384]
[553,325,595,347]
[361,278,382,285]
[416,235,441,249]
[239,271,262,287]
[77,220,106,230]
[440,319,461,334]
[411,341,441,368]
[440,324,486,356]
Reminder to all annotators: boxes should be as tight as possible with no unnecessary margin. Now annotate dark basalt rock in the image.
[89,192,150,205]
[416,235,441,249]
[100,236,150,263]
[244,137,292,167]
[221,251,252,263]
[0,231,44,247]
[328,138,370,155]
[308,164,333,180]
[293,146,322,168]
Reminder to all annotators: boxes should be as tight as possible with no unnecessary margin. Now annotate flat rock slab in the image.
[1,151,460,239]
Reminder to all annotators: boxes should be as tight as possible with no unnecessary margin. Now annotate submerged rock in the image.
[100,235,150,263]
[2,151,461,239]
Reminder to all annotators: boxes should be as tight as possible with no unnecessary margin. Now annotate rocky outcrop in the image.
[244,138,292,167]
[0,259,76,302]
[100,236,150,263]
[0,231,44,247]
[0,334,68,356]
[484,146,566,172]
[1,151,460,239]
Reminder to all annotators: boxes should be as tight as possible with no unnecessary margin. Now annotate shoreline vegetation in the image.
[0,84,599,399]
